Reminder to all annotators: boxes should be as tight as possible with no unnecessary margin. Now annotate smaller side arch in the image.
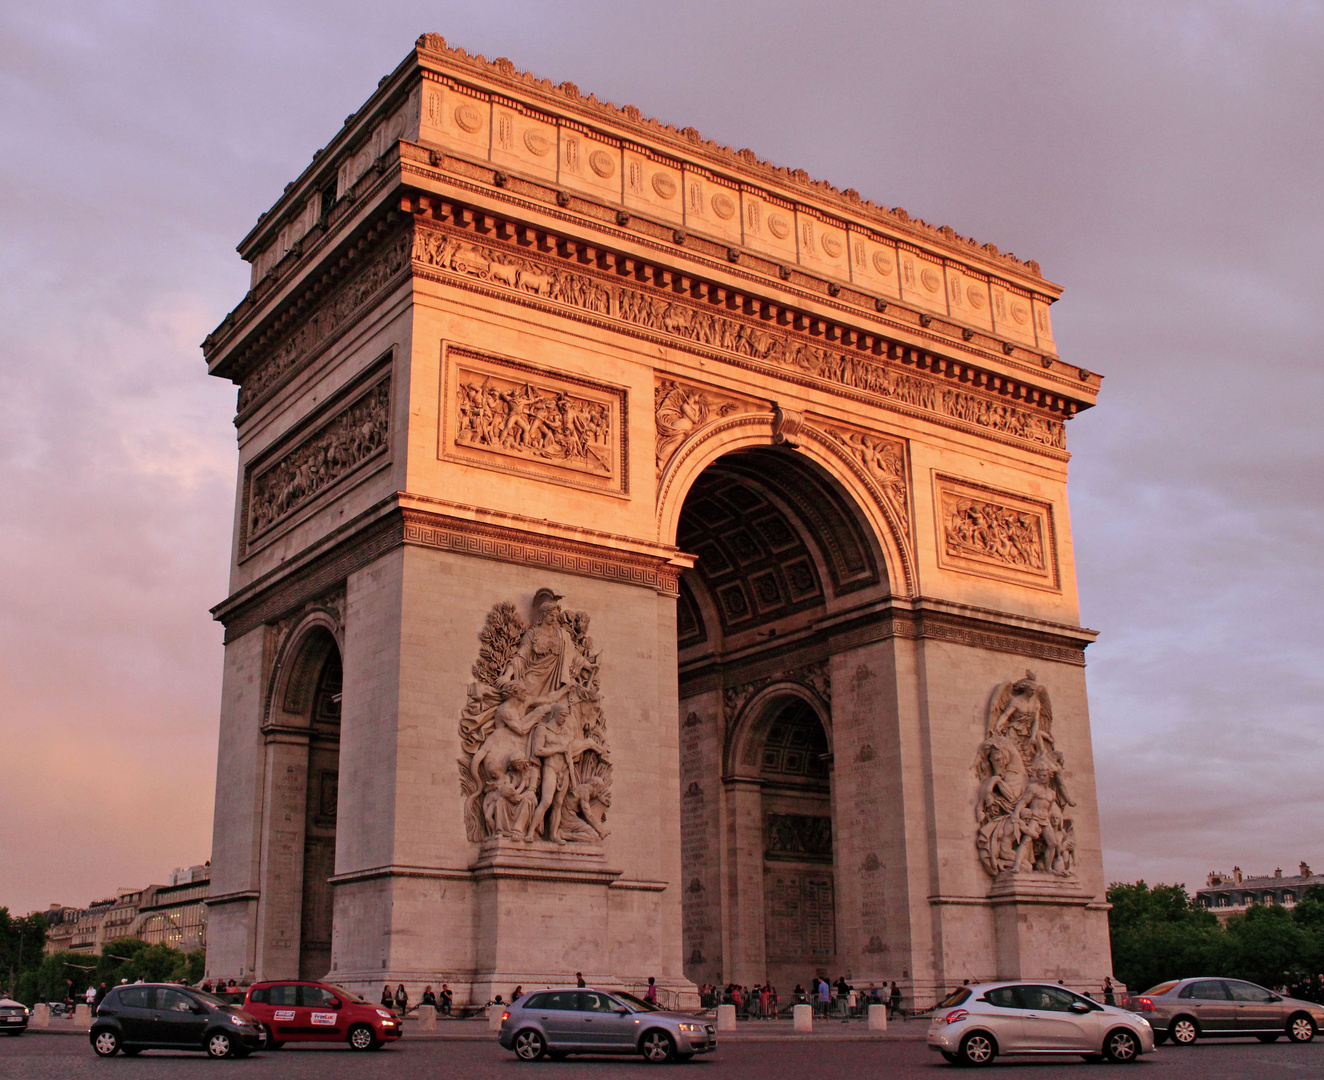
[265,609,343,730]
[725,682,832,783]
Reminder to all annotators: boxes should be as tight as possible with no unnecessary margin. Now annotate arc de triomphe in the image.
[203,34,1112,1006]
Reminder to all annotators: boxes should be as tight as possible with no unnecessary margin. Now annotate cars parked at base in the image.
[1124,977,1324,1046]
[0,997,29,1035]
[89,983,267,1058]
[927,981,1154,1066]
[242,980,401,1050]
[498,987,717,1062]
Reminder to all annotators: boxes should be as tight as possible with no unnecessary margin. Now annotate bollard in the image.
[868,1003,888,1032]
[417,1004,437,1031]
[715,1004,737,1031]
[73,1004,92,1028]
[32,1004,50,1028]
[488,1003,505,1031]
[792,1003,813,1032]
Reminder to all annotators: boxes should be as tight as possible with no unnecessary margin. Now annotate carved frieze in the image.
[765,813,832,860]
[244,374,391,551]
[934,474,1058,589]
[823,425,909,534]
[458,588,611,846]
[410,220,1067,454]
[973,672,1076,878]
[653,380,750,474]
[238,229,411,414]
[441,345,626,494]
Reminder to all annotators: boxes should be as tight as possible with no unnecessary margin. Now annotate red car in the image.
[242,981,401,1050]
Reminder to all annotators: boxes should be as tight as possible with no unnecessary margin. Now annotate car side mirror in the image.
[1268,995,1282,1003]
[615,1007,629,1015]
[1069,1002,1091,1013]
[330,999,342,1009]
[191,1005,206,1014]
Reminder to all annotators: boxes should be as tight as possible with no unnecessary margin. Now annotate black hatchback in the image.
[90,984,267,1058]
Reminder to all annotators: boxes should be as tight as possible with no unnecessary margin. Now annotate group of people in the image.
[697,977,904,1020]
[379,982,455,1017]
[198,979,241,995]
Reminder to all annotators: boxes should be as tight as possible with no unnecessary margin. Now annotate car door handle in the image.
[585,1018,594,1023]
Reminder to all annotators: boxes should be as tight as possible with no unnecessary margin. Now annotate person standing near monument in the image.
[888,981,902,1019]
[644,977,658,1005]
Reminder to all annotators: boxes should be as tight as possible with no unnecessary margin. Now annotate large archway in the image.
[674,446,889,992]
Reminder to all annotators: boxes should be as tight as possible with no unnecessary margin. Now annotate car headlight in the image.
[376,1009,394,1019]
[229,1014,246,1026]
[678,1023,703,1032]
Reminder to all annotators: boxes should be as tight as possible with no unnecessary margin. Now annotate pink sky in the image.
[3,1,1323,915]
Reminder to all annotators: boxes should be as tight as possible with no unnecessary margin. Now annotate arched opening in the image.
[255,618,343,982]
[299,646,341,980]
[674,446,888,992]
[758,697,836,990]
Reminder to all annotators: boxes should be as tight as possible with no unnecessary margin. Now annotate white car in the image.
[928,981,1154,1066]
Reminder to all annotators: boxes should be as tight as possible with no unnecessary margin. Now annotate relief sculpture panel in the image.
[458,588,611,845]
[974,672,1076,878]
[934,474,1058,590]
[653,379,752,475]
[442,345,626,494]
[244,376,390,552]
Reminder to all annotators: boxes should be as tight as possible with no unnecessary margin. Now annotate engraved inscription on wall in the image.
[441,345,627,495]
[934,474,1058,589]
[245,375,391,551]
[764,870,835,960]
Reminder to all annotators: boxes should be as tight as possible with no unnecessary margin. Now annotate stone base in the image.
[989,871,1110,983]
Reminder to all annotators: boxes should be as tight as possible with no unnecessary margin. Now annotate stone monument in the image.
[202,33,1113,1006]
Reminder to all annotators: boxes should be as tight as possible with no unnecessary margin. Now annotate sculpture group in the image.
[974,672,1076,877]
[459,589,611,845]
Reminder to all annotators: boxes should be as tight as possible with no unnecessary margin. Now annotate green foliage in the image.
[7,937,201,1006]
[1109,880,1324,999]
[0,908,48,997]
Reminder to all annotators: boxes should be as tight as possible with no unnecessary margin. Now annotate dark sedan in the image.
[0,997,29,1035]
[90,983,267,1058]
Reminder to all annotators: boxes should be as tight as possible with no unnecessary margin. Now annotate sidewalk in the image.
[29,1014,928,1042]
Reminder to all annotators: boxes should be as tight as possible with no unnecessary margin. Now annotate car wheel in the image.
[1170,1016,1199,1045]
[513,1028,546,1061]
[207,1031,234,1058]
[958,1031,997,1066]
[1288,1013,1316,1043]
[91,1029,120,1057]
[1104,1028,1140,1063]
[347,1023,378,1051]
[640,1029,676,1063]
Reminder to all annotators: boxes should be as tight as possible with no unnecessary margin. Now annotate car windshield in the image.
[1142,981,1179,997]
[185,990,227,1007]
[613,991,658,1013]
[325,985,368,1004]
[936,988,972,1009]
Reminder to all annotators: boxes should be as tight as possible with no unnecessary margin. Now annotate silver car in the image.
[1125,977,1323,1045]
[927,981,1155,1066]
[497,987,716,1063]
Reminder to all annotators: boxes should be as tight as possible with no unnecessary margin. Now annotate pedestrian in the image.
[440,984,453,1016]
[94,983,107,1009]
[394,983,409,1016]
[65,979,74,1013]
[576,972,586,988]
[794,983,806,1005]
[888,981,901,1019]
[512,985,523,1003]
[381,983,394,1011]
[84,985,96,1009]
[645,977,658,1005]
[817,977,830,1016]
[422,985,437,1008]
[1102,977,1115,1006]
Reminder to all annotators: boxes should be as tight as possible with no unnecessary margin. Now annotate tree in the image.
[0,909,48,1000]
